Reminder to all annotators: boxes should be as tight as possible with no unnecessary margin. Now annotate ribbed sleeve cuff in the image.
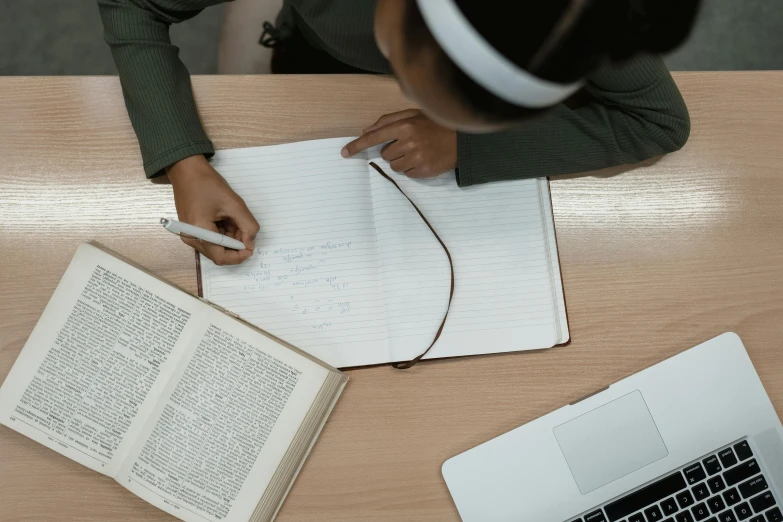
[456,132,475,187]
[457,129,542,186]
[144,140,215,178]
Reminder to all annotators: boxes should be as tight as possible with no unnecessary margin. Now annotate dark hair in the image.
[405,0,701,121]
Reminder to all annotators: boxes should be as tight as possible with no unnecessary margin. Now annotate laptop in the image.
[443,333,783,522]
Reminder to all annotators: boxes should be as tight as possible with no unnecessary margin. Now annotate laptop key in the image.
[724,488,742,506]
[766,508,782,522]
[585,510,608,522]
[694,483,712,501]
[749,516,764,522]
[710,476,727,494]
[692,503,711,521]
[719,449,738,469]
[733,441,753,461]
[739,477,768,499]
[734,502,753,520]
[685,463,708,485]
[725,460,761,486]
[678,491,696,509]
[750,492,775,513]
[718,511,738,522]
[677,512,695,522]
[704,456,723,476]
[646,506,664,521]
[709,496,728,514]
[605,473,688,522]
[662,498,681,516]
[629,513,644,522]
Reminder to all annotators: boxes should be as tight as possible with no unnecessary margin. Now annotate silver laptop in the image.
[443,333,783,522]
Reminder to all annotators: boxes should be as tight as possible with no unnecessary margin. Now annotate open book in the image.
[0,243,347,522]
[199,137,569,368]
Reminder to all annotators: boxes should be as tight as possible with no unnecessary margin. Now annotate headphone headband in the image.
[416,0,583,108]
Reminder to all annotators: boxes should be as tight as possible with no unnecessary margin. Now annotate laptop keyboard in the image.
[570,440,781,522]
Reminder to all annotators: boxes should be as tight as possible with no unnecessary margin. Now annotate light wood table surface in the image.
[1,74,782,522]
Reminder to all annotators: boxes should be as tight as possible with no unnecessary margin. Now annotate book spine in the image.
[199,297,242,320]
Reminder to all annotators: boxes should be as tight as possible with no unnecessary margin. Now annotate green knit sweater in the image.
[98,0,690,186]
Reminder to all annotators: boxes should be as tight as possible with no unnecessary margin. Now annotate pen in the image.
[160,218,248,251]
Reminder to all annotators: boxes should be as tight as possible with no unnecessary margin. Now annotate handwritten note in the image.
[208,241,361,334]
[202,139,392,368]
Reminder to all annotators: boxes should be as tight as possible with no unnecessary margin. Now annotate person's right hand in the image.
[166,155,260,266]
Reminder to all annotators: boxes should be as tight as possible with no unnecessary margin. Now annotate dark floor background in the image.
[1,0,782,75]
[0,1,225,75]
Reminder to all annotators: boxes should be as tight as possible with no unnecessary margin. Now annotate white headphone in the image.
[415,0,583,108]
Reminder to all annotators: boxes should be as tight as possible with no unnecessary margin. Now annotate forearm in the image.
[456,55,690,186]
[98,0,226,177]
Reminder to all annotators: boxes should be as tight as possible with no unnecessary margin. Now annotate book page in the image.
[200,138,391,368]
[0,244,205,476]
[117,309,331,522]
[366,156,565,362]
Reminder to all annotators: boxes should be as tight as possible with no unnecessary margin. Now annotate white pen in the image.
[160,218,248,251]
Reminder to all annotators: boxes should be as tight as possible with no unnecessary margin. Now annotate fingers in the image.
[381,140,414,162]
[179,217,254,266]
[342,120,412,158]
[181,235,253,266]
[363,109,420,133]
[221,220,239,237]
[203,242,253,264]
[223,198,260,251]
[390,156,416,173]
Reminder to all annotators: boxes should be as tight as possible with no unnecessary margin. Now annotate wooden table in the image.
[1,74,782,522]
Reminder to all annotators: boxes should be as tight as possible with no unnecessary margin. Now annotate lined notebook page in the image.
[201,139,391,368]
[367,155,568,362]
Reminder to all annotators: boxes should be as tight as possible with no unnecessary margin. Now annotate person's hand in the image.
[341,109,457,178]
[166,155,260,266]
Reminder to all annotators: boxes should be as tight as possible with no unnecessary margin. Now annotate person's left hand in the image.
[341,109,457,178]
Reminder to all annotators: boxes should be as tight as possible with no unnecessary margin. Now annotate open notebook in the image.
[199,137,569,368]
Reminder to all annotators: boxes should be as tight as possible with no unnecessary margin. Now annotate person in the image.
[98,0,700,265]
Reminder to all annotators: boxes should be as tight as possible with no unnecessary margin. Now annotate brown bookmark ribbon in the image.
[368,162,454,369]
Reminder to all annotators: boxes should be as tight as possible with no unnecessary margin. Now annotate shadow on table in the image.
[150,175,172,185]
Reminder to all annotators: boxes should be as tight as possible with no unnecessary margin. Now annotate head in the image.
[374,0,701,132]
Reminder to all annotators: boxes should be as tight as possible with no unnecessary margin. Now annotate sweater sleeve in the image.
[455,55,690,186]
[98,0,228,178]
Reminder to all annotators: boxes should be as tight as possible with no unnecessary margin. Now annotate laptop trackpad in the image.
[554,390,668,494]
